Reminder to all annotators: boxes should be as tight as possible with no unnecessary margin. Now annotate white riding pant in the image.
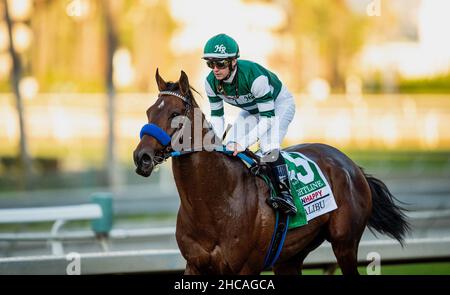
[225,85,296,153]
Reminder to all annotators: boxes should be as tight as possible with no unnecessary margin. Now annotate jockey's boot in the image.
[263,151,297,216]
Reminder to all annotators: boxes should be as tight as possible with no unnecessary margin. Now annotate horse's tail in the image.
[363,169,410,246]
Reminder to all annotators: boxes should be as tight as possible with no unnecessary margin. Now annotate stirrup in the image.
[267,195,297,216]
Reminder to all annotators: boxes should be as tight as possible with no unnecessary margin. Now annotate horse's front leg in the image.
[236,261,263,275]
[184,262,201,275]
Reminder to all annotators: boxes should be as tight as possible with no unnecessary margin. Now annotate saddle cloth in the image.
[281,151,338,229]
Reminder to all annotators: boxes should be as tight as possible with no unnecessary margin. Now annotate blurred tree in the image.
[30,0,105,92]
[125,0,177,92]
[26,0,177,93]
[101,0,119,188]
[274,0,368,91]
[2,0,33,188]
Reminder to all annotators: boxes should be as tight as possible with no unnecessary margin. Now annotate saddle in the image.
[230,149,274,193]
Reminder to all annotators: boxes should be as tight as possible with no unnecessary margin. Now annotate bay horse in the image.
[133,70,409,275]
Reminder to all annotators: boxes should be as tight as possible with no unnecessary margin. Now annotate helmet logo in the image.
[214,44,227,54]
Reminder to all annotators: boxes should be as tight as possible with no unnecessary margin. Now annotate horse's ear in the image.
[155,68,167,91]
[179,70,190,97]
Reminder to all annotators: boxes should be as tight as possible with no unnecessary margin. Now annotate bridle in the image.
[138,89,259,169]
[139,90,193,167]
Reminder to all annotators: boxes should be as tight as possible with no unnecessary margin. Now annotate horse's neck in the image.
[172,151,257,222]
[172,109,259,222]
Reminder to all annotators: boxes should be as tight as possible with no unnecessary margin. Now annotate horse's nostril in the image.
[141,153,152,166]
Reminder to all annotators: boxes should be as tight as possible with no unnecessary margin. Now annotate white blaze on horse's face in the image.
[157,100,165,109]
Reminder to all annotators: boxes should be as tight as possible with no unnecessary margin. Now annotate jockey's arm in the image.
[232,114,278,150]
[206,80,225,139]
[228,75,278,150]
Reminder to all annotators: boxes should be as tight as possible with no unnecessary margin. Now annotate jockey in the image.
[202,33,297,216]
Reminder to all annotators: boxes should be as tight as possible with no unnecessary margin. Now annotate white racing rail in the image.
[0,193,113,256]
[0,205,103,256]
[1,237,450,275]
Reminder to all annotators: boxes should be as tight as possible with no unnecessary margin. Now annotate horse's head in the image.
[133,69,194,177]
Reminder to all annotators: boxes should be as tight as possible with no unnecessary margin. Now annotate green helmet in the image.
[202,34,240,59]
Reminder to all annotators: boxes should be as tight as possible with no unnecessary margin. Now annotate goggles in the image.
[206,59,230,70]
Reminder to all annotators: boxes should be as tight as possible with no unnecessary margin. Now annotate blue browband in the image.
[140,123,172,146]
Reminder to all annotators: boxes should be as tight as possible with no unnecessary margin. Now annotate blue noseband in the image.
[139,123,172,146]
[139,91,191,147]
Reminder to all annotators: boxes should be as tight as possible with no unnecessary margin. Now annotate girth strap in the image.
[263,211,290,269]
